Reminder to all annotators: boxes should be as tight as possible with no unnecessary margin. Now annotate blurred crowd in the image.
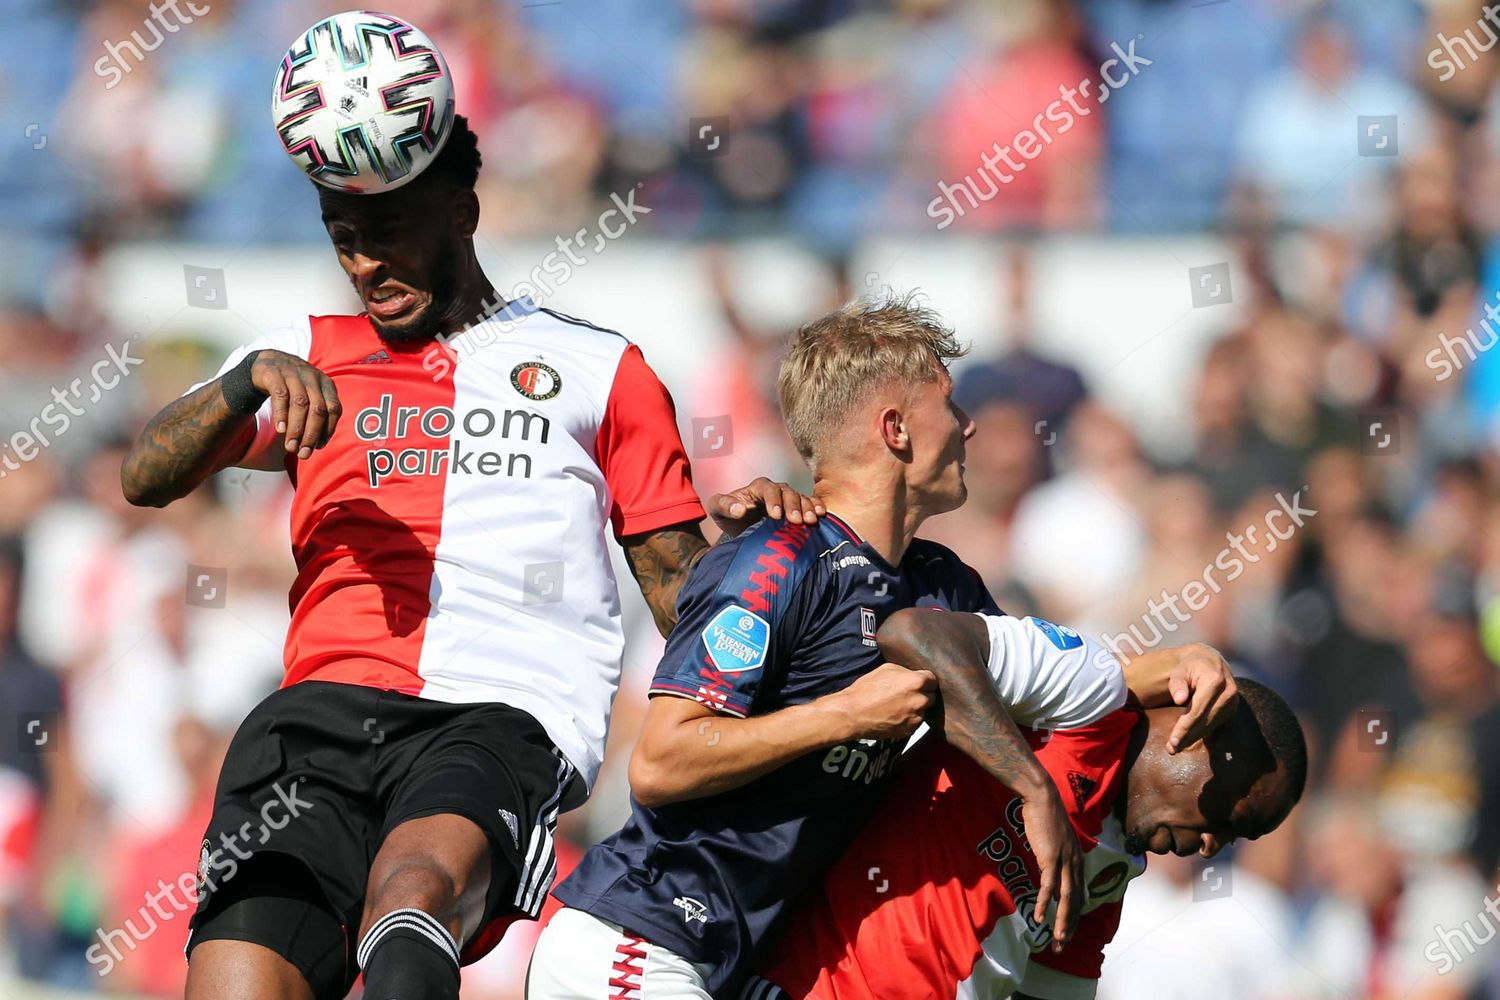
[9,0,1500,997]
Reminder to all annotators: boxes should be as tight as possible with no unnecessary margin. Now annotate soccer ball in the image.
[272,10,456,195]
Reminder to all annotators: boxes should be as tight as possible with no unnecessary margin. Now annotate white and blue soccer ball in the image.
[272,10,456,194]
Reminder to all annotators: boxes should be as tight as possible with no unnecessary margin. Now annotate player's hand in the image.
[1020,783,1084,953]
[709,477,824,539]
[252,350,343,459]
[825,663,936,742]
[1165,644,1238,755]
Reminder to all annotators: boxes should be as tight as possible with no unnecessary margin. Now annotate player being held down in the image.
[526,296,1255,1000]
[118,113,825,1000]
[746,611,1306,1000]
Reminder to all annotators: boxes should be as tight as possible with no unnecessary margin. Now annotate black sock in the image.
[357,907,461,1000]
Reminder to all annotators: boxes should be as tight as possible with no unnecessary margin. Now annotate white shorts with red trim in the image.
[526,907,713,1000]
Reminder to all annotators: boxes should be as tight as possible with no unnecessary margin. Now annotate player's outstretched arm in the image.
[121,350,340,507]
[876,607,1083,952]
[1121,643,1238,754]
[622,479,823,638]
[629,664,933,808]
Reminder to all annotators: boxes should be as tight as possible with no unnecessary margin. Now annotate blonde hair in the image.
[778,292,968,464]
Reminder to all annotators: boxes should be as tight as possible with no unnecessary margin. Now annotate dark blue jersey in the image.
[554,512,997,996]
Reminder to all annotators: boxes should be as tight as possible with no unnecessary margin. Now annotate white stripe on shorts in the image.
[516,750,573,915]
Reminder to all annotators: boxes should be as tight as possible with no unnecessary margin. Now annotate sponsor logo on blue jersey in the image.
[1029,617,1083,651]
[673,895,709,924]
[701,605,770,673]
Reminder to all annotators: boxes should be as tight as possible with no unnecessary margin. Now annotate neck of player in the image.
[813,478,928,566]
[408,241,501,340]
[441,253,502,335]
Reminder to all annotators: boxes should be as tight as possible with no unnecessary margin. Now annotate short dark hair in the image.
[1235,678,1308,806]
[417,112,481,191]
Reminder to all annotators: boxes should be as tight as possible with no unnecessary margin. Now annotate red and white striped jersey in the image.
[754,615,1143,1000]
[196,299,704,792]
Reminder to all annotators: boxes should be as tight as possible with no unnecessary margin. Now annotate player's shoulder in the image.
[710,516,825,568]
[689,517,825,607]
[906,536,965,566]
[906,536,987,589]
[514,303,632,358]
[244,315,316,357]
[463,301,642,385]
[535,305,630,344]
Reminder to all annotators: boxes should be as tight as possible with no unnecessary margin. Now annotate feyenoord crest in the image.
[196,838,214,900]
[511,361,561,401]
[1089,860,1130,899]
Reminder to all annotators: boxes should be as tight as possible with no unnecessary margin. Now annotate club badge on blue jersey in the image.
[701,605,770,673]
[1028,617,1084,651]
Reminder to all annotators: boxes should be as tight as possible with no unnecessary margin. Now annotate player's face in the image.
[1121,735,1289,859]
[320,183,464,343]
[904,371,975,515]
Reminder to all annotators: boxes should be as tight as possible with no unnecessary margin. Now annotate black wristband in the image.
[220,349,268,415]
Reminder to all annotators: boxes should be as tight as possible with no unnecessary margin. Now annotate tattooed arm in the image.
[624,478,823,637]
[622,524,711,638]
[877,607,1083,951]
[877,609,1052,793]
[121,382,257,507]
[121,350,340,507]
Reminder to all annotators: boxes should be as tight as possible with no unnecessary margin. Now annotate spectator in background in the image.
[1384,139,1482,321]
[101,713,222,998]
[930,0,1105,230]
[1286,505,1421,773]
[954,246,1089,439]
[0,538,62,812]
[466,1,609,237]
[1098,852,1299,1000]
[925,246,1083,595]
[1292,794,1491,1000]
[1091,471,1218,649]
[686,245,841,502]
[0,537,62,979]
[676,11,810,226]
[833,0,977,237]
[57,0,232,238]
[1232,12,1428,229]
[1379,582,1497,866]
[1242,307,1352,469]
[56,439,199,834]
[1185,334,1305,513]
[919,389,1046,602]
[1008,401,1149,631]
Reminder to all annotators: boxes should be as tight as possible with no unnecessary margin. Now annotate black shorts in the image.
[185,680,576,996]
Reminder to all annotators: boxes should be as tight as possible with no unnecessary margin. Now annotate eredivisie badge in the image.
[511,360,561,400]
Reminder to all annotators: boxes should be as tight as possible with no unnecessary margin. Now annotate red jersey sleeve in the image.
[596,344,705,538]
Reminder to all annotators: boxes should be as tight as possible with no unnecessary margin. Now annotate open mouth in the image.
[364,284,417,320]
